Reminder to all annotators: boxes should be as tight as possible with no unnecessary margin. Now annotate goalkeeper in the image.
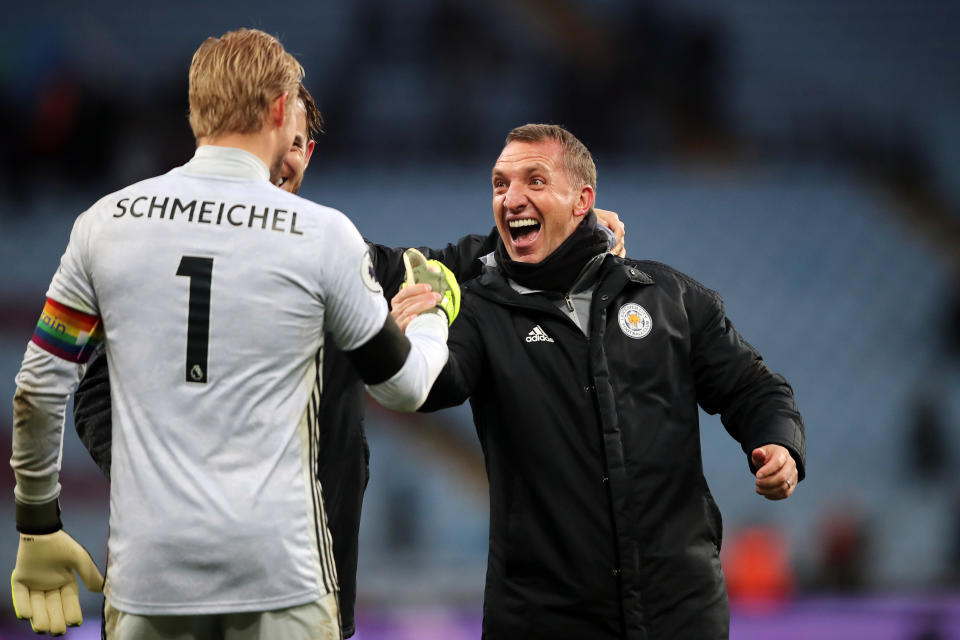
[11,29,462,639]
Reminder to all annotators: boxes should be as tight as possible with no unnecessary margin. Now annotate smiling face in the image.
[276,101,315,193]
[492,139,595,263]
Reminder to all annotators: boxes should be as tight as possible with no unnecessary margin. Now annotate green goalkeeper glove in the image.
[11,501,104,636]
[402,248,461,325]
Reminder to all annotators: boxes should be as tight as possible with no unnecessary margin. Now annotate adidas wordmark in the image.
[525,325,555,343]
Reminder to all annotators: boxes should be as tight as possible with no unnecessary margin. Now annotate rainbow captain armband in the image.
[31,298,103,363]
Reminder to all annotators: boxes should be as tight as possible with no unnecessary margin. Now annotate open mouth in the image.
[276,177,289,188]
[508,218,542,249]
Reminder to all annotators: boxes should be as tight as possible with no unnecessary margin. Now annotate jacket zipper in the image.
[483,272,631,626]
[589,304,629,634]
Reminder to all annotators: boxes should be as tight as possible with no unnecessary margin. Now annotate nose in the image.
[503,182,526,213]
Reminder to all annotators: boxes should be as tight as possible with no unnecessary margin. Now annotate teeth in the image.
[508,219,539,228]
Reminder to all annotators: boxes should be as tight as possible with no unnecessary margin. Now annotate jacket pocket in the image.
[703,492,723,553]
[504,482,537,581]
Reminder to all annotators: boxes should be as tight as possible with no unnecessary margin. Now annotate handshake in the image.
[398,249,461,327]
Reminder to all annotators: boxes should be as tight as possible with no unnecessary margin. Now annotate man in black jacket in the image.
[72,92,626,637]
[392,123,805,639]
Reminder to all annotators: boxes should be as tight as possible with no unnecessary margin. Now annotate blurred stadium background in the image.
[2,0,960,638]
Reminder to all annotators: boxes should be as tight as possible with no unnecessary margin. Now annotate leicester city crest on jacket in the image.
[618,303,652,339]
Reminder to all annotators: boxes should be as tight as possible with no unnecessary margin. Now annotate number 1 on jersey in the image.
[176,256,213,383]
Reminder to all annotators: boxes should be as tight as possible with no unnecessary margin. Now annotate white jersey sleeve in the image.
[12,344,80,505]
[318,217,388,351]
[320,216,449,410]
[12,208,103,505]
[46,210,100,315]
[366,311,448,411]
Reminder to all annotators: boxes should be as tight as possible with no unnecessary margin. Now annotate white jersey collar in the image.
[183,145,271,183]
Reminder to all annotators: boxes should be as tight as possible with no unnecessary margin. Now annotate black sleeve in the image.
[418,292,486,412]
[367,227,500,301]
[73,345,113,478]
[342,314,412,385]
[689,286,807,480]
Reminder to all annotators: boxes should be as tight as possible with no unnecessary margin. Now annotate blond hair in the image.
[505,124,597,190]
[188,28,304,140]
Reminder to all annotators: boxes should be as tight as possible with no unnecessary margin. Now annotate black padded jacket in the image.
[420,255,806,640]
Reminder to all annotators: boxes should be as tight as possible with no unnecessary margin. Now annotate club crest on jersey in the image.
[360,250,382,293]
[618,303,652,339]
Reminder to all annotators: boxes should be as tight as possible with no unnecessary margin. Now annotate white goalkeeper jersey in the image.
[29,146,391,614]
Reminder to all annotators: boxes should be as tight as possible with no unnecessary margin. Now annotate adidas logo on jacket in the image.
[525,325,554,343]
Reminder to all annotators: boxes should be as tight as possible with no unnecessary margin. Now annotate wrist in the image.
[15,498,62,535]
[421,307,450,324]
[408,308,449,339]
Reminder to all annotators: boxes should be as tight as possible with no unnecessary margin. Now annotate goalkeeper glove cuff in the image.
[15,498,62,535]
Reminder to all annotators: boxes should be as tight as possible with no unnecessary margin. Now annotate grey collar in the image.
[481,251,607,296]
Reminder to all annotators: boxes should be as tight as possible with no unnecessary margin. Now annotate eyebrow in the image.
[492,162,551,179]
